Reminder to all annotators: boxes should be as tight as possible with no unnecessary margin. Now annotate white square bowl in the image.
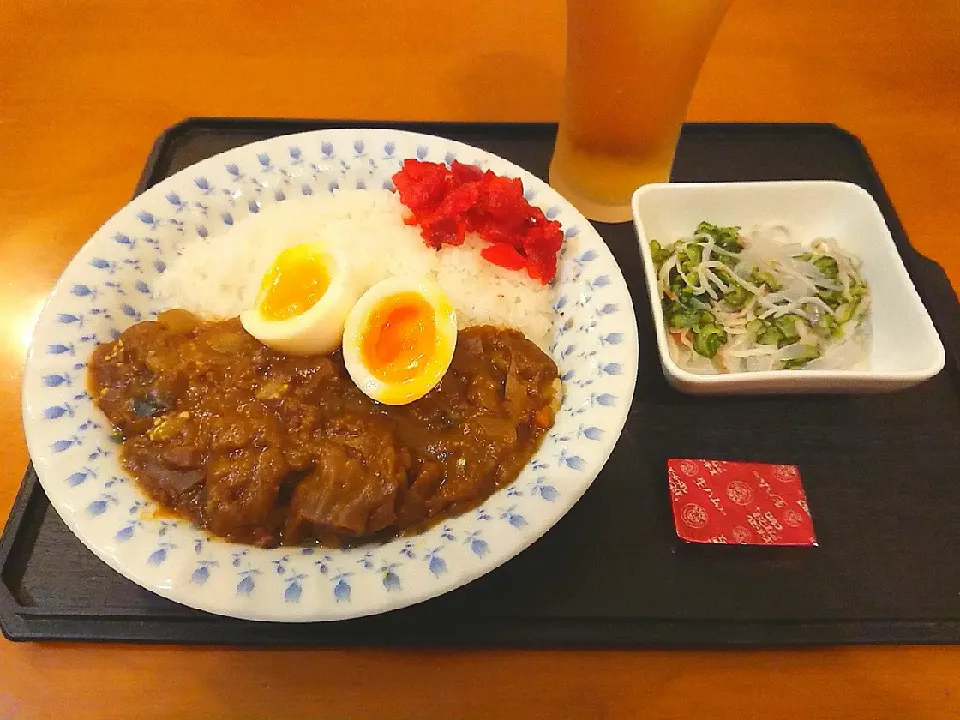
[631,181,946,394]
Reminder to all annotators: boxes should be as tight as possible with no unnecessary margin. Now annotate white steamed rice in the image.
[154,189,556,350]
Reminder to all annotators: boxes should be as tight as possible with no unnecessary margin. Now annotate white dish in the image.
[632,181,945,394]
[21,128,639,621]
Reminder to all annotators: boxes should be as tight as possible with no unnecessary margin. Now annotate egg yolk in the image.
[257,245,330,321]
[360,292,437,384]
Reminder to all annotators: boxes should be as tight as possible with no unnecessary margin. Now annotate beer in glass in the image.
[549,0,731,222]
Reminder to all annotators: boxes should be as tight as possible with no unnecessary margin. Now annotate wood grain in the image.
[1,0,958,717]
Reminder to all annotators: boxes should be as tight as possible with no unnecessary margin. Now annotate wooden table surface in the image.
[1,1,959,718]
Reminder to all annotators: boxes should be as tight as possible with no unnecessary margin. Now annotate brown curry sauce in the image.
[88,310,559,547]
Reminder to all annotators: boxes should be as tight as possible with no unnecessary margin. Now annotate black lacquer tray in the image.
[2,119,958,646]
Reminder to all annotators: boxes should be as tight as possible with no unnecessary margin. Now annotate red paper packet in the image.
[668,459,817,546]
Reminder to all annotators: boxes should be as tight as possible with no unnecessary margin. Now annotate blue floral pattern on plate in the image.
[21,129,639,621]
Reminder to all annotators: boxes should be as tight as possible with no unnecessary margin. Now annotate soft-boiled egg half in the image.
[240,242,363,354]
[342,277,458,405]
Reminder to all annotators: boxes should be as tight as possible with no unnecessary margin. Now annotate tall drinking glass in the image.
[549,0,731,223]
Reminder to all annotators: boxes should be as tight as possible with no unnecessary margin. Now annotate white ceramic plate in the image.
[22,129,639,621]
[632,181,945,394]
